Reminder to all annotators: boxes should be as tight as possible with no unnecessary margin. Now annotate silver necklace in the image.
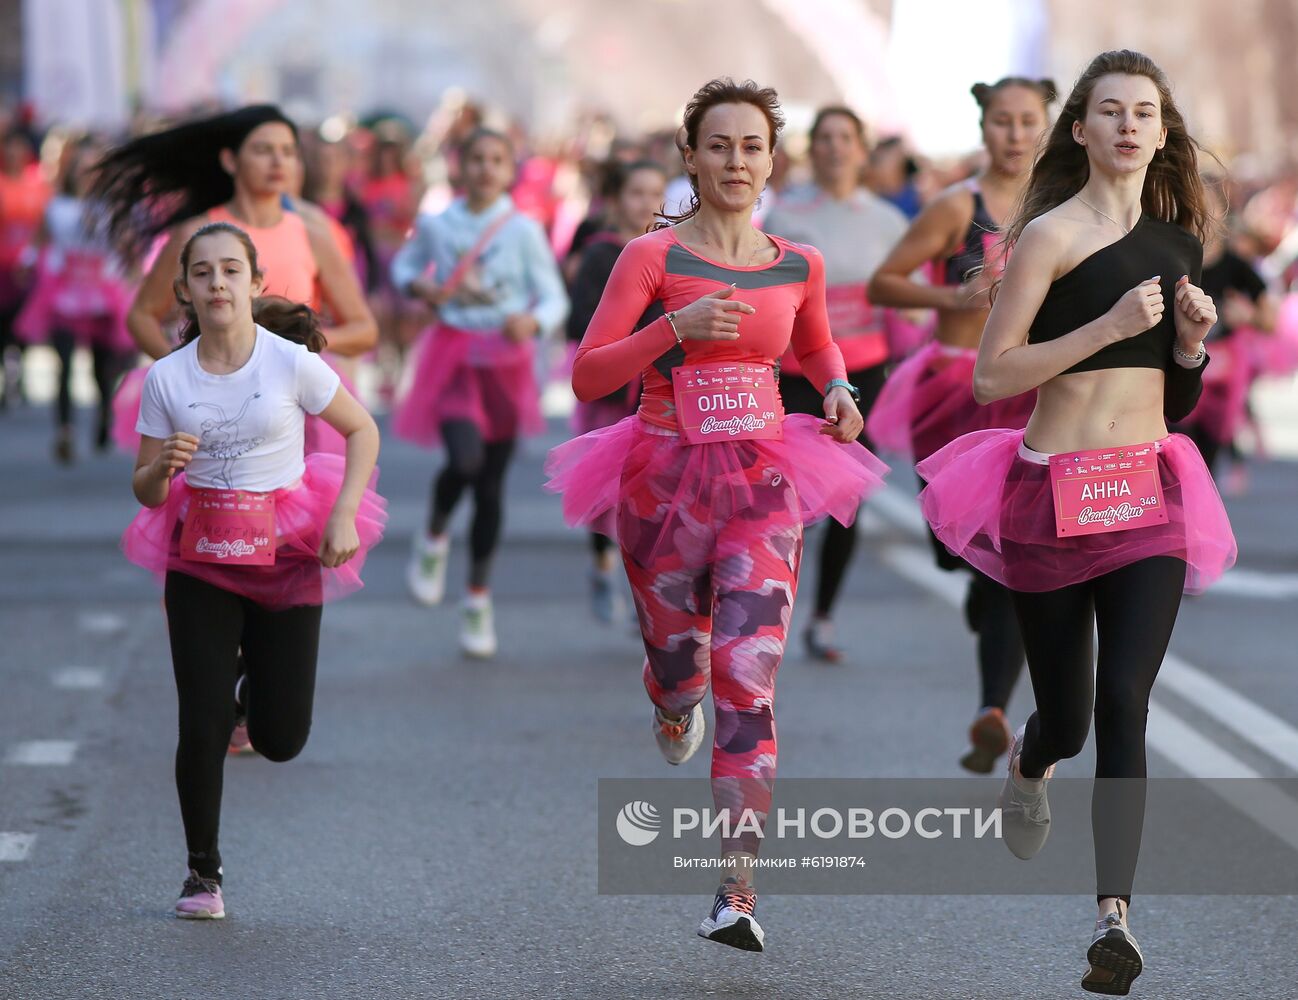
[1076,194,1134,235]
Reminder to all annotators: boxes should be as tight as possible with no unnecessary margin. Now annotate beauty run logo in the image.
[698,414,770,437]
[193,537,260,560]
[614,802,1001,846]
[1076,502,1148,527]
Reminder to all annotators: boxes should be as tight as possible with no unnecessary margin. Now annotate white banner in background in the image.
[887,0,1049,156]
[23,0,129,129]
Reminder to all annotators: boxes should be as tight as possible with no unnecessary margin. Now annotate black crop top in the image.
[943,182,998,286]
[1027,215,1203,374]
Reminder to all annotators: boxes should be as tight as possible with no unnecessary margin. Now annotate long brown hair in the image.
[173,221,327,352]
[1004,50,1213,245]
[657,78,785,227]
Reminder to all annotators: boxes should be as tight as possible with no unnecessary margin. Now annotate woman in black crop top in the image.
[868,77,1054,777]
[918,51,1237,996]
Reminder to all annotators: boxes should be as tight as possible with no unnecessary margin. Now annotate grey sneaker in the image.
[653,702,705,765]
[1082,909,1144,995]
[997,724,1055,860]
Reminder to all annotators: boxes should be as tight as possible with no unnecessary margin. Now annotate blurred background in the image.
[3,0,1298,468]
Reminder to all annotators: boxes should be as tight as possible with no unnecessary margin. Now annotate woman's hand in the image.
[1104,276,1165,341]
[318,509,360,568]
[153,432,199,479]
[818,386,863,443]
[502,312,540,343]
[1174,274,1217,351]
[671,285,754,342]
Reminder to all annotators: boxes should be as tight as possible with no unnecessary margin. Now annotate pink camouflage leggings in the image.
[616,444,803,856]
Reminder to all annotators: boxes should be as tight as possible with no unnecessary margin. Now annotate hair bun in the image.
[1038,78,1059,103]
[971,82,992,107]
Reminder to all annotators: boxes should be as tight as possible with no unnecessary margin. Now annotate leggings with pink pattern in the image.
[617,459,803,856]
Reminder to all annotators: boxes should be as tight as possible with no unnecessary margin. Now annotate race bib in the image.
[1049,443,1168,537]
[672,362,783,445]
[180,489,277,565]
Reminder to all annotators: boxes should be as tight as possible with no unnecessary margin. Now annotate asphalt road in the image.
[2,395,1297,1000]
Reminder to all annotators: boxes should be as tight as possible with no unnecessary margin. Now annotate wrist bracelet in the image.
[666,311,683,345]
[1173,342,1205,366]
[824,378,861,402]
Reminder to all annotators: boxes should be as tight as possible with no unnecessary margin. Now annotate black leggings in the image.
[1012,555,1186,905]
[51,331,126,432]
[165,571,321,882]
[921,474,1026,711]
[429,419,516,589]
[781,363,888,617]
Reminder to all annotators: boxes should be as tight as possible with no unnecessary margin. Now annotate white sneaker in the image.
[460,592,497,659]
[653,702,705,765]
[407,533,449,606]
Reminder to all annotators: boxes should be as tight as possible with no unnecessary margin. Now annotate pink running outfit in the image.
[546,227,887,851]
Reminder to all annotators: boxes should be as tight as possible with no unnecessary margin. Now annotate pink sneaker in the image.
[227,671,256,756]
[175,870,225,919]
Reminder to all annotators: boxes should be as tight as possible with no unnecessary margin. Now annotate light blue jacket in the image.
[390,194,569,334]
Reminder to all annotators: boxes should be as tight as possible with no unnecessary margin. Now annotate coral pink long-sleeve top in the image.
[571,226,847,430]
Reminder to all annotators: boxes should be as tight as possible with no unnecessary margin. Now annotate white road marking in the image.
[1212,568,1298,600]
[1147,703,1298,853]
[77,612,125,635]
[873,484,1298,777]
[52,667,105,690]
[0,833,36,862]
[5,740,79,766]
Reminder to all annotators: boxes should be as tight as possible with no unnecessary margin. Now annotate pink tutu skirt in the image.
[15,255,133,351]
[1179,336,1253,447]
[544,413,889,559]
[883,307,936,361]
[917,429,1236,594]
[392,324,545,448]
[111,365,148,454]
[867,341,1036,462]
[121,452,388,610]
[303,356,358,456]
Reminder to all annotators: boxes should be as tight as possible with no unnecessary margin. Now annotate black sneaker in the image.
[1082,909,1144,995]
[697,878,765,952]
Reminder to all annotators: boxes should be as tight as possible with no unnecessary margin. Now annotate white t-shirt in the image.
[137,326,341,492]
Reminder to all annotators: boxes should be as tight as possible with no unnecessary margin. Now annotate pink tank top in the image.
[208,205,319,310]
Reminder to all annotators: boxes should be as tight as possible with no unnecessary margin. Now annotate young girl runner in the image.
[122,222,385,919]
[762,105,908,662]
[546,79,887,952]
[917,51,1236,994]
[868,77,1054,771]
[564,159,667,623]
[392,127,568,658]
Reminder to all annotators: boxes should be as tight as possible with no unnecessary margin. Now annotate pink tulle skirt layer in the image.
[111,366,147,453]
[544,413,889,559]
[121,452,388,610]
[917,428,1236,594]
[15,259,134,350]
[867,342,1036,462]
[392,324,544,448]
